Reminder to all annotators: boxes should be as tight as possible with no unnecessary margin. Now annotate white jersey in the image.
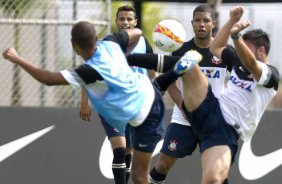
[170,39,235,126]
[171,68,227,126]
[219,62,278,141]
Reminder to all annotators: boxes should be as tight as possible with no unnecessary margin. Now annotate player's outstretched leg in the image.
[152,50,202,93]
[173,50,202,75]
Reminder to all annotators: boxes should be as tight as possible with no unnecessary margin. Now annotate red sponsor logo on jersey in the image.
[211,56,222,65]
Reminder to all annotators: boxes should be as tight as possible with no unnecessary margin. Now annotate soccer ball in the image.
[152,19,186,52]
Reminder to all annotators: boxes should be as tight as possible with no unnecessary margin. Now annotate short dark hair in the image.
[193,4,216,20]
[71,21,97,50]
[243,29,270,55]
[116,5,137,19]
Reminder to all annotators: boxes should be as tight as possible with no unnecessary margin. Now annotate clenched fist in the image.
[230,6,244,23]
[2,47,21,63]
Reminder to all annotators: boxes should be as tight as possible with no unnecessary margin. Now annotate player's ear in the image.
[134,19,138,27]
[257,46,266,59]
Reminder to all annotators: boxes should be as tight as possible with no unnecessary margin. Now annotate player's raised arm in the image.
[2,47,68,85]
[210,6,244,60]
[230,20,266,81]
[124,28,142,55]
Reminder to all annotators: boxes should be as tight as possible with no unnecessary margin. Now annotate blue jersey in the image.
[130,36,148,75]
[60,31,155,132]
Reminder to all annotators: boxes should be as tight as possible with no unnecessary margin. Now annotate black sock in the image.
[127,53,180,73]
[149,167,167,184]
[153,68,179,92]
[112,147,126,184]
[125,154,132,184]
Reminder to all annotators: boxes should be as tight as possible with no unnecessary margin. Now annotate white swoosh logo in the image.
[239,138,282,180]
[99,137,164,179]
[0,125,55,162]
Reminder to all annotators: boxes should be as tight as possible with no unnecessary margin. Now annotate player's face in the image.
[245,40,261,61]
[191,12,215,40]
[115,11,137,31]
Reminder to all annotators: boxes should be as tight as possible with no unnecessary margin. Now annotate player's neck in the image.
[260,56,269,64]
[82,48,97,61]
[193,37,213,48]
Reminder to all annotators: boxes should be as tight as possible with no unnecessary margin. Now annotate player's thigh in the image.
[100,115,127,150]
[201,145,232,180]
[100,115,125,138]
[182,67,209,112]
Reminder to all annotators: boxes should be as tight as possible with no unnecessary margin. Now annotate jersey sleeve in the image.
[258,63,279,90]
[103,30,129,53]
[222,46,241,71]
[60,64,103,88]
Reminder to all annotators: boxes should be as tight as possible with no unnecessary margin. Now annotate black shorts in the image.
[183,85,239,163]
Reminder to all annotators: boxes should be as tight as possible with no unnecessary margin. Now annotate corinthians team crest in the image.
[168,140,178,151]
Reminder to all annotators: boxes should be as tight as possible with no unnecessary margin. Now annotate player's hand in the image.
[80,103,91,122]
[2,47,21,63]
[230,20,251,35]
[229,6,244,23]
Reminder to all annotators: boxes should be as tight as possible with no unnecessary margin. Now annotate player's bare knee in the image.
[131,171,148,184]
[202,176,223,184]
[155,160,171,174]
[202,171,227,184]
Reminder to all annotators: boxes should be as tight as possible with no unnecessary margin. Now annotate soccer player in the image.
[79,5,157,184]
[149,4,237,183]
[2,21,165,184]
[128,6,279,184]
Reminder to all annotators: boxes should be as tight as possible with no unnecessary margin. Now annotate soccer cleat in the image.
[173,50,202,75]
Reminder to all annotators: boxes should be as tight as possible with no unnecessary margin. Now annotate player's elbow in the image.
[209,46,216,55]
[41,79,56,86]
[44,81,55,86]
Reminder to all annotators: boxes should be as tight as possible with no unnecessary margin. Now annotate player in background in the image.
[149,4,235,184]
[3,21,165,184]
[79,5,158,184]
